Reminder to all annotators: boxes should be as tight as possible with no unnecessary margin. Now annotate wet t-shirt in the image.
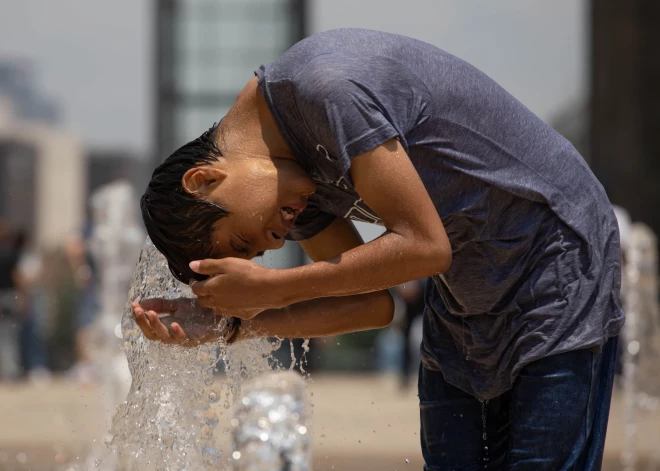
[256,28,624,400]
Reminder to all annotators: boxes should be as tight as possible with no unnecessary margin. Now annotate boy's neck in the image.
[220,77,295,161]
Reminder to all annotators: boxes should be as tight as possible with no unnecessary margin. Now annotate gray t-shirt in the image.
[256,28,624,400]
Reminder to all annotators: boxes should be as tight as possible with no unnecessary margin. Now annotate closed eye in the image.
[231,237,266,259]
[230,239,250,257]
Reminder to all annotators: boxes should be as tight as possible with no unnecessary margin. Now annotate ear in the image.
[181,166,228,196]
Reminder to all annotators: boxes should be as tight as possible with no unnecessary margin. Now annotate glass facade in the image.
[0,141,37,235]
[154,0,307,268]
[155,0,305,157]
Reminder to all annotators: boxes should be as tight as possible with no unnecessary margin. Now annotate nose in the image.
[265,229,286,250]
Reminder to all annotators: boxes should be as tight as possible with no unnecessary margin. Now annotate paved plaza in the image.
[0,374,657,470]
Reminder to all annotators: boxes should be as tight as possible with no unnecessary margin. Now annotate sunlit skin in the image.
[181,156,315,260]
[132,77,451,346]
[180,80,317,261]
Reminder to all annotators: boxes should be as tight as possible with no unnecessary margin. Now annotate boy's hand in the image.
[189,258,277,319]
[131,299,222,346]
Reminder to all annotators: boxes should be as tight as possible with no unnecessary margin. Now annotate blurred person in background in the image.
[12,230,50,383]
[65,225,101,385]
[394,279,425,391]
[42,243,77,372]
[0,222,21,380]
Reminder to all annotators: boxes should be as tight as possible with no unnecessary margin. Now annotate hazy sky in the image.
[0,0,587,155]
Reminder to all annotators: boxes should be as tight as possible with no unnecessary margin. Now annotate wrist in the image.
[261,267,306,308]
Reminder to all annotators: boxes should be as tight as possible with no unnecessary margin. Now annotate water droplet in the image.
[16,453,27,464]
[628,340,640,355]
[289,340,297,370]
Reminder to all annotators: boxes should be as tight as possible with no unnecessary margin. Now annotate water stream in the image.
[101,239,281,470]
[79,180,312,470]
[620,224,660,471]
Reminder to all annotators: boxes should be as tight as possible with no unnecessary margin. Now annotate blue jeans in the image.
[419,337,617,470]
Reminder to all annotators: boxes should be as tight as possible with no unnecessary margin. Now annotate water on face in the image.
[100,239,296,470]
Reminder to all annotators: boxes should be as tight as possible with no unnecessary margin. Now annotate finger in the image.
[161,318,195,346]
[132,303,157,340]
[170,322,188,343]
[139,298,180,314]
[147,311,171,341]
[189,259,227,276]
[191,279,213,297]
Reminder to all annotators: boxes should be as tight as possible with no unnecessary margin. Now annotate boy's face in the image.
[184,156,316,260]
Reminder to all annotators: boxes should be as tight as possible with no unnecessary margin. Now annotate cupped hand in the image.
[131,298,223,346]
[189,258,279,320]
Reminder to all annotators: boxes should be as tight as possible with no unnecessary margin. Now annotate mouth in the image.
[279,204,305,231]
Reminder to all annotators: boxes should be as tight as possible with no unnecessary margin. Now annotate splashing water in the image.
[480,400,489,467]
[98,239,289,470]
[231,372,312,471]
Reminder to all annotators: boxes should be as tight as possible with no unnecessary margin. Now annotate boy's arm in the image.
[134,288,393,345]
[281,139,451,303]
[236,290,393,341]
[239,217,394,339]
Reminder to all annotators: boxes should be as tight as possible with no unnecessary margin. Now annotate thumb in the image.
[189,259,226,276]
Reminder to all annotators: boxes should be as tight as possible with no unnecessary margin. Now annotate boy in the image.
[133,29,623,470]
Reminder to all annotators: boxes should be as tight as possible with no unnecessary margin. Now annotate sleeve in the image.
[290,52,422,174]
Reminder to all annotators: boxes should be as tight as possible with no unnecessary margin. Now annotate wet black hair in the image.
[141,123,229,284]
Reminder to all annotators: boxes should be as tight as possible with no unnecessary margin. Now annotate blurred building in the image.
[590,0,660,236]
[0,59,149,250]
[154,0,306,159]
[0,60,60,125]
[551,103,590,165]
[0,59,85,249]
[0,99,85,249]
[87,149,150,196]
